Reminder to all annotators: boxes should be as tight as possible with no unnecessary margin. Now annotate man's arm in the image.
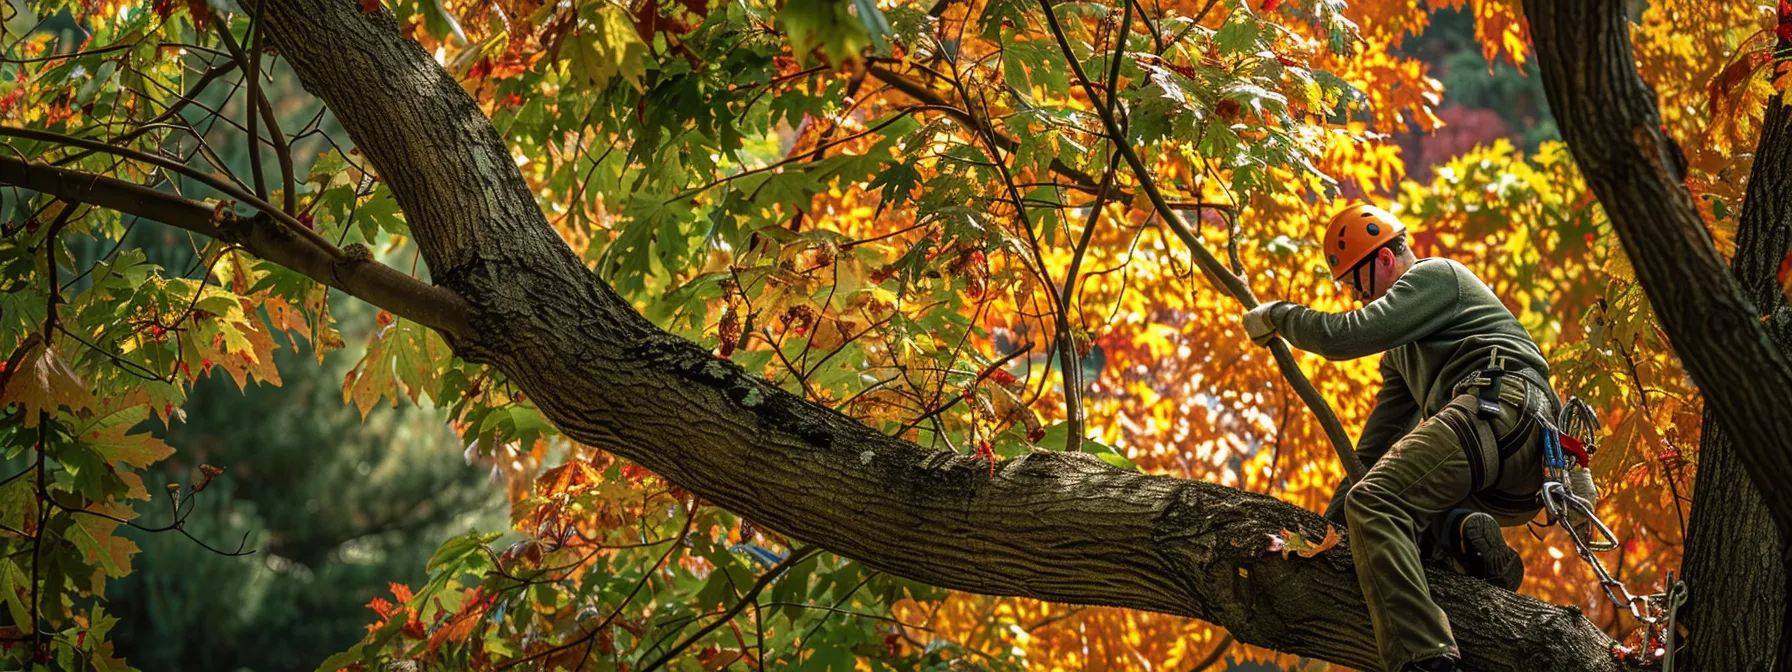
[1270,260,1462,360]
[1323,356,1421,523]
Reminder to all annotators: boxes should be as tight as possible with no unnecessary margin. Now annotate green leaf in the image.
[0,559,32,629]
[427,531,503,575]
[314,615,407,672]
[867,161,920,216]
[778,0,870,65]
[342,317,453,416]
[567,4,649,91]
[1036,422,1136,470]
[0,467,34,533]
[851,0,893,56]
[66,508,139,578]
[1214,15,1262,54]
[1002,40,1068,98]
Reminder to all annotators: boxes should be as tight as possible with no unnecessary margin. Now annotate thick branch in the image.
[0,155,472,338]
[241,0,1627,668]
[1522,0,1792,534]
[0,126,340,260]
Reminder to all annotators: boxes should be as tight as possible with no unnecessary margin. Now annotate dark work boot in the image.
[1456,510,1525,591]
[1402,656,1458,672]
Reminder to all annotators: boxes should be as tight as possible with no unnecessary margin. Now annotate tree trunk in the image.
[1679,94,1792,670]
[1522,0,1792,536]
[1524,1,1792,666]
[0,0,1649,668]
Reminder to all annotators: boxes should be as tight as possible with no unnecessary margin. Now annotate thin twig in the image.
[1033,0,1365,481]
[638,547,823,671]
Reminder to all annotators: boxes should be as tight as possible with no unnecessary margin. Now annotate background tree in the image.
[0,0,1778,670]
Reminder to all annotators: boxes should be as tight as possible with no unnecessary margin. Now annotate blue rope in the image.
[1542,427,1568,473]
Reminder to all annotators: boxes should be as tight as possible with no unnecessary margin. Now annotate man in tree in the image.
[1241,204,1558,672]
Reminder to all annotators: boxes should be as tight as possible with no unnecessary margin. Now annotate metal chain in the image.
[1545,398,1687,664]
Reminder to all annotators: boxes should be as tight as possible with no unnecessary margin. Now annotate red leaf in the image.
[467,59,493,80]
[1778,250,1792,303]
[360,0,380,13]
[185,0,210,30]
[1262,0,1281,10]
[974,440,995,478]
[367,597,395,620]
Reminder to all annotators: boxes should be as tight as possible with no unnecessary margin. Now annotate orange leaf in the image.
[1268,526,1340,560]
[0,340,97,425]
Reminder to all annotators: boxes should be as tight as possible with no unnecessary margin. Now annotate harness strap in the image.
[1444,353,1548,494]
[1435,398,1500,492]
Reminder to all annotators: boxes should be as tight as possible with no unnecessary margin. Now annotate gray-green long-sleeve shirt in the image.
[1269,258,1551,440]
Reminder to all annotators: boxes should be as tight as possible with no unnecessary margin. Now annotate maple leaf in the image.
[1267,526,1341,560]
[0,560,33,629]
[66,504,142,578]
[0,468,35,534]
[81,413,177,470]
[0,339,97,425]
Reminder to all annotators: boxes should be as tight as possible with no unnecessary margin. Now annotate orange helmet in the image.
[1323,204,1407,280]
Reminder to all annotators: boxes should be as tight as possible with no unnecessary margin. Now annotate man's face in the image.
[1342,249,1391,304]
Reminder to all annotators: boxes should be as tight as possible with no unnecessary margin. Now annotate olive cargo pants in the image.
[1345,380,1546,670]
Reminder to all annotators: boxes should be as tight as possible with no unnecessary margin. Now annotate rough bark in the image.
[0,155,471,338]
[1521,0,1792,536]
[0,0,1642,668]
[1678,94,1792,670]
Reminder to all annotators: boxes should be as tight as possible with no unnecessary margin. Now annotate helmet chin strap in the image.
[1367,254,1378,300]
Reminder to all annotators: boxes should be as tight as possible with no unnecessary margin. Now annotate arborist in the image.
[1240,204,1561,672]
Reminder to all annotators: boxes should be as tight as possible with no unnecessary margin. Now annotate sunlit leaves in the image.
[564,3,649,91]
[1,0,1770,668]
[342,315,452,417]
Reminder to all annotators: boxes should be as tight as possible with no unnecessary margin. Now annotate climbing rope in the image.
[1543,398,1688,666]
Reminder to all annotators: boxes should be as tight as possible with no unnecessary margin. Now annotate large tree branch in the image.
[0,155,473,338]
[1521,0,1792,534]
[93,1,1635,668]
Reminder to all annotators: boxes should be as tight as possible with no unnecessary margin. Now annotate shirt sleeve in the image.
[1268,259,1463,361]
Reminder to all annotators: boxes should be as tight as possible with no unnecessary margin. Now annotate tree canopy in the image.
[0,0,1785,670]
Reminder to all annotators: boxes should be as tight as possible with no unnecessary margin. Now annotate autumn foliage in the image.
[0,0,1780,669]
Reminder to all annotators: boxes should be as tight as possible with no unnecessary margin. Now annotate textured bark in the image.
[224,0,1642,668]
[1522,0,1792,537]
[1678,95,1792,670]
[0,155,471,337]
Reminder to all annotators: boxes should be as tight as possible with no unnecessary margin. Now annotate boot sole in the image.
[1460,512,1524,591]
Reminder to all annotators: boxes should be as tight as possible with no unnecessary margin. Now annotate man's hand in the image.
[1241,303,1283,346]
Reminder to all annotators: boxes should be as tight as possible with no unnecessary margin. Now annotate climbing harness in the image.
[1541,396,1689,669]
